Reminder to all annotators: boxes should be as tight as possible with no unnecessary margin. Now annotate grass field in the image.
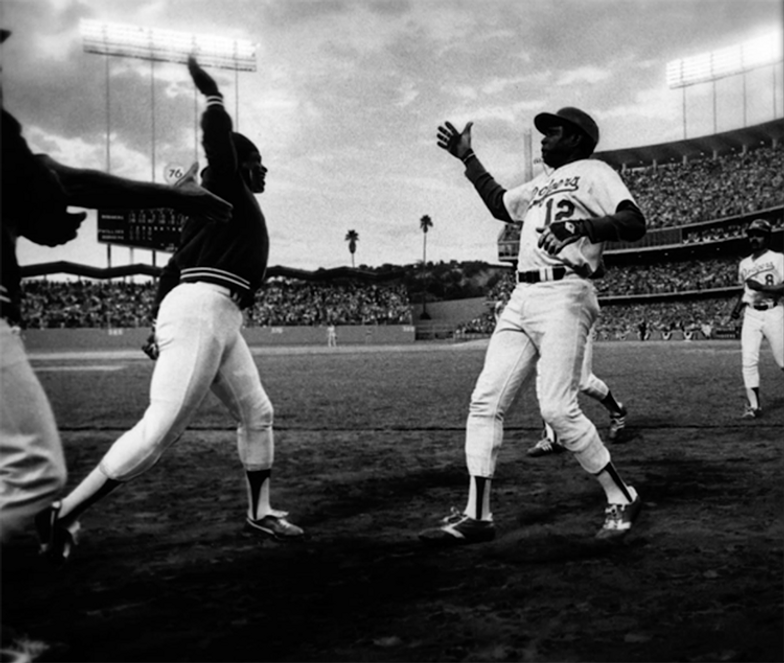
[2,339,782,662]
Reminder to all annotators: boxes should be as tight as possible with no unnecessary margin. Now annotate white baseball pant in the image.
[0,319,67,542]
[99,282,274,481]
[741,304,784,389]
[466,278,611,477]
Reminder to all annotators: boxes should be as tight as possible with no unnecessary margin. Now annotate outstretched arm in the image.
[37,155,232,224]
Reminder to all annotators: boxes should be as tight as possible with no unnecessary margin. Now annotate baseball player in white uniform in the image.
[420,107,646,545]
[730,218,784,418]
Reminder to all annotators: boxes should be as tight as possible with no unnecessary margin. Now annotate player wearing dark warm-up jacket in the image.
[1,23,231,550]
[36,56,304,565]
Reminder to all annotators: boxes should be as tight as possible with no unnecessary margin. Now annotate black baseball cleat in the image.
[34,501,80,566]
[418,508,495,546]
[245,511,304,540]
[595,488,642,540]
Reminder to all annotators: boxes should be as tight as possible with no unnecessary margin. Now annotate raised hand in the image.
[187,55,220,97]
[437,121,474,160]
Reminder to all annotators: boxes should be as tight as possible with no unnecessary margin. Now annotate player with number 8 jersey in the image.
[730,218,784,418]
[419,107,646,545]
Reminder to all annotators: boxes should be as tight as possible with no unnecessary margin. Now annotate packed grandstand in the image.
[19,118,784,340]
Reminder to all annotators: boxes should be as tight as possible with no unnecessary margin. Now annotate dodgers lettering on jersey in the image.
[739,249,784,307]
[502,159,635,275]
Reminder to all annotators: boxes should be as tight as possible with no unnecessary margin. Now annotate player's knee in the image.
[540,403,576,435]
[573,435,611,474]
[468,394,502,421]
[243,393,273,429]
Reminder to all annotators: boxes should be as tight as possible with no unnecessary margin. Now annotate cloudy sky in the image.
[3,0,782,273]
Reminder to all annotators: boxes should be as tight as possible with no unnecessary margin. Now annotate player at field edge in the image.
[729,218,784,419]
[34,55,304,565]
[419,107,646,545]
[0,29,233,548]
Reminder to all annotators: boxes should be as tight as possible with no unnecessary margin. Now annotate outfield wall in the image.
[20,325,417,352]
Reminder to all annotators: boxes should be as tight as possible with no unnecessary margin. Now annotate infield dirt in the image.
[2,340,782,662]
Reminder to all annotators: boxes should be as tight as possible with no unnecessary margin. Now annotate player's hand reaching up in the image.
[187,55,220,97]
[437,121,474,161]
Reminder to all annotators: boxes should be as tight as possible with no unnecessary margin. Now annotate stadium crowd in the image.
[17,141,782,335]
[19,278,413,329]
[454,260,742,338]
[622,143,784,228]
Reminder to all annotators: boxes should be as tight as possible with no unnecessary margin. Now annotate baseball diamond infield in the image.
[1,339,782,662]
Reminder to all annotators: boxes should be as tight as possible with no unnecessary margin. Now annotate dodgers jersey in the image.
[739,249,784,308]
[503,159,636,275]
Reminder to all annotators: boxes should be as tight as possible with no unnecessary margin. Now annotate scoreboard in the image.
[97,208,186,252]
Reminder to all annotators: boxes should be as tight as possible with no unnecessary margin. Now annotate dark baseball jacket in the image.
[1,109,73,323]
[153,95,268,314]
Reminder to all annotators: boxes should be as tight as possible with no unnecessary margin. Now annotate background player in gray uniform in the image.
[35,56,303,564]
[730,218,784,418]
[419,107,646,545]
[1,36,231,546]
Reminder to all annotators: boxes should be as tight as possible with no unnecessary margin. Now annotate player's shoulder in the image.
[578,158,617,175]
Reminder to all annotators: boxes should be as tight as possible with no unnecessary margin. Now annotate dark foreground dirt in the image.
[2,343,782,662]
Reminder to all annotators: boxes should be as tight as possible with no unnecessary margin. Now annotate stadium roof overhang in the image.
[595,117,784,169]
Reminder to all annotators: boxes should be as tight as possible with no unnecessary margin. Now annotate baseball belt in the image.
[517,266,567,284]
[752,302,777,311]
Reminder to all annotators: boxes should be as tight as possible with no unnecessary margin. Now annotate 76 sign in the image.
[164,163,187,185]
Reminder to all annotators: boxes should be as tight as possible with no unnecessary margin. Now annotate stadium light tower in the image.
[666,30,783,139]
[79,20,256,268]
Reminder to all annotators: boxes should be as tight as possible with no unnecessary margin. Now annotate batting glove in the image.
[537,220,587,255]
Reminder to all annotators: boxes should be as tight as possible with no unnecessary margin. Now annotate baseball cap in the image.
[746,218,772,234]
[534,107,600,148]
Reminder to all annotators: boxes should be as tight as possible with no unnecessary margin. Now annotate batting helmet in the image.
[746,219,772,235]
[534,107,600,149]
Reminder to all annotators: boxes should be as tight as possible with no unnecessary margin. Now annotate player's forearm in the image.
[41,157,193,210]
[201,95,237,174]
[759,283,784,296]
[731,292,745,315]
[462,153,513,223]
[582,201,646,243]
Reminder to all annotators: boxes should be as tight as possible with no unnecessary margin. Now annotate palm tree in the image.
[419,215,433,265]
[345,229,359,267]
[419,215,433,319]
